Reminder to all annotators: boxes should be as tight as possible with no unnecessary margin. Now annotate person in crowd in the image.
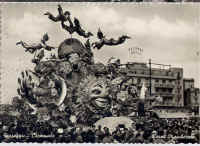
[95,125,104,143]
[102,127,113,143]
[1,112,199,143]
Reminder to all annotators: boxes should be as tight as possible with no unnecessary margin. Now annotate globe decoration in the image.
[58,38,88,60]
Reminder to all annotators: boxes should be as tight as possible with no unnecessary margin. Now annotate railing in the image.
[154,83,175,88]
[136,82,175,88]
[126,73,177,80]
[154,93,174,97]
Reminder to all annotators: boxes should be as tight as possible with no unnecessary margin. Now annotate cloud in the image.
[81,6,196,66]
[148,16,195,39]
[123,15,195,41]
[79,6,196,42]
[8,12,52,40]
[84,6,120,27]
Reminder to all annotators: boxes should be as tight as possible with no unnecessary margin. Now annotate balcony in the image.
[154,93,174,97]
[154,83,175,88]
[127,73,177,80]
[136,82,175,88]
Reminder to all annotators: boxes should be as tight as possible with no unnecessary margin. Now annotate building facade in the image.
[183,78,199,107]
[119,62,186,106]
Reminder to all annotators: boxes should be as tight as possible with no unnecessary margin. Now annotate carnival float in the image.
[14,5,160,128]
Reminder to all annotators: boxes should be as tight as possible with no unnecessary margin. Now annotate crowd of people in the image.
[0,113,199,143]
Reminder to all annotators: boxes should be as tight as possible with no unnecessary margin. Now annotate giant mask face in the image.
[78,76,111,111]
[89,79,110,109]
[74,76,112,125]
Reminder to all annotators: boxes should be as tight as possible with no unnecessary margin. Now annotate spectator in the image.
[95,125,104,142]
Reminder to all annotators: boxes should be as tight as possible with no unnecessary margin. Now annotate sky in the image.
[1,3,200,104]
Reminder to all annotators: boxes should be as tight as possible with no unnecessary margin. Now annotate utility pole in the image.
[148,60,171,98]
[149,59,152,96]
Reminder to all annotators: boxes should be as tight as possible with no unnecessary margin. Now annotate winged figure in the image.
[44,4,70,23]
[61,17,93,38]
[92,28,131,50]
[16,41,43,54]
[16,33,55,54]
[16,33,55,64]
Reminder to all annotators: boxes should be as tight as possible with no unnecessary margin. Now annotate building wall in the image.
[120,62,184,106]
[184,79,194,89]
[183,79,200,108]
[183,79,194,106]
[170,68,184,106]
[191,88,199,106]
[184,87,199,107]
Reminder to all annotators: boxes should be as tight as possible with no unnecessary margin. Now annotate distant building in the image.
[183,78,199,108]
[118,62,199,107]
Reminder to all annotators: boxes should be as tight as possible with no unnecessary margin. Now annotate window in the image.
[168,88,173,93]
[155,79,159,83]
[177,72,181,80]
[163,80,166,83]
[137,78,141,84]
[155,88,159,92]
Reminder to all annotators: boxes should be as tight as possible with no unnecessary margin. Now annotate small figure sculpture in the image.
[16,33,54,53]
[44,4,71,23]
[84,39,91,50]
[83,39,94,64]
[45,5,93,38]
[61,17,93,38]
[92,28,131,50]
[16,33,55,63]
[16,41,43,54]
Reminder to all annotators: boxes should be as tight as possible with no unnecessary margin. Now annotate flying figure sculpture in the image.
[92,28,131,50]
[16,33,55,63]
[45,5,93,38]
[61,17,93,38]
[44,4,71,23]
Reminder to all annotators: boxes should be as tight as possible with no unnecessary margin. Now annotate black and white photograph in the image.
[0,3,200,143]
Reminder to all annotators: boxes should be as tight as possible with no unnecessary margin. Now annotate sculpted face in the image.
[68,53,81,71]
[89,80,110,109]
[76,76,112,116]
[56,61,72,79]
[68,53,80,65]
[74,76,113,125]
